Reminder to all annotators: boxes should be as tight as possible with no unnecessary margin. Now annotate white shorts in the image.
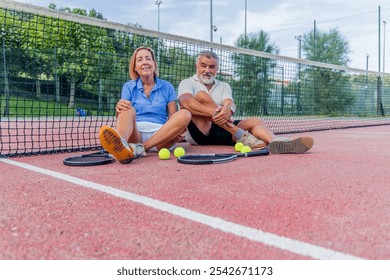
[136,121,176,152]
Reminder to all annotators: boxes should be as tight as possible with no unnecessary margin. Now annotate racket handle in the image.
[244,149,269,157]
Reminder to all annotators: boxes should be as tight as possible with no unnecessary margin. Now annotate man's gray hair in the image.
[196,50,219,66]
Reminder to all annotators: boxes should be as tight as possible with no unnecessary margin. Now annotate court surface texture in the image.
[1,125,389,260]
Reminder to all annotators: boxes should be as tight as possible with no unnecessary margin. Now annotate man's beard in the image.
[199,74,215,85]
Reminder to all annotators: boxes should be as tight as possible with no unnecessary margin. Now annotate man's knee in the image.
[194,90,213,104]
[237,117,265,129]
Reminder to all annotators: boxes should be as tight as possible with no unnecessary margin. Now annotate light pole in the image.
[274,66,285,115]
[383,20,387,73]
[209,0,218,42]
[366,53,369,83]
[155,1,163,66]
[244,0,247,38]
[210,0,213,42]
[378,6,381,73]
[295,35,302,113]
[2,29,10,116]
[294,35,302,59]
[365,53,369,111]
[155,0,163,32]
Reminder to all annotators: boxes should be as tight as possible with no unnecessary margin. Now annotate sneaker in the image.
[128,143,146,158]
[239,131,267,150]
[99,125,145,164]
[268,136,314,154]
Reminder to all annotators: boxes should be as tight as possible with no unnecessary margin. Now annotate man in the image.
[178,50,313,154]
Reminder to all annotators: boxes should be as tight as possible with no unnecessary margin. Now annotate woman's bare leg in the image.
[143,109,191,150]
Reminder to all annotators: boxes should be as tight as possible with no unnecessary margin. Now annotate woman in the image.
[99,46,191,164]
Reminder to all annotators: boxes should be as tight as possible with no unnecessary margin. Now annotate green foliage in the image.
[159,47,195,88]
[232,30,279,116]
[0,9,25,77]
[302,28,350,66]
[1,4,118,111]
[0,5,384,119]
[235,30,280,55]
[1,4,196,116]
[314,69,355,114]
[46,5,117,108]
[300,28,354,114]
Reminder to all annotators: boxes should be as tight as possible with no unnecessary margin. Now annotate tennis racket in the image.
[63,150,114,166]
[177,148,269,165]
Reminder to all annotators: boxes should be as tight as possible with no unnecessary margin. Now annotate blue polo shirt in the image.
[120,78,177,124]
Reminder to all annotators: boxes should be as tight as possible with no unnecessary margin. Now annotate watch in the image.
[227,104,236,114]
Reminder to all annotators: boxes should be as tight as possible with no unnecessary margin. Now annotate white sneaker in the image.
[268,136,314,154]
[129,143,146,158]
[239,131,267,149]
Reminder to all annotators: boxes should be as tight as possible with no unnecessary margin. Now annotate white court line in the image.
[1,158,363,260]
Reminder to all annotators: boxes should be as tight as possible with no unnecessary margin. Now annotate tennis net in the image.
[1,0,390,157]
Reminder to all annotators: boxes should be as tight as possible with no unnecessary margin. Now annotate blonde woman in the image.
[100,47,191,163]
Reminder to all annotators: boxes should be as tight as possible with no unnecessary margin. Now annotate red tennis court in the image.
[1,125,389,260]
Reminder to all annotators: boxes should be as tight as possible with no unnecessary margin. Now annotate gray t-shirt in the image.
[178,74,233,105]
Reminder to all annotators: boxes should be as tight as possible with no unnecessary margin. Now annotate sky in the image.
[16,0,390,72]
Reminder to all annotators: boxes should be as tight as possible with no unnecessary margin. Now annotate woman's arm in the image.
[167,101,178,119]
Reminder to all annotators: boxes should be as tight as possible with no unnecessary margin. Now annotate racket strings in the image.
[63,152,114,166]
[185,155,228,161]
[76,155,112,163]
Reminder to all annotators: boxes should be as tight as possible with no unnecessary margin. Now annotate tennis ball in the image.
[240,145,252,153]
[158,148,170,160]
[234,142,244,152]
[174,147,185,158]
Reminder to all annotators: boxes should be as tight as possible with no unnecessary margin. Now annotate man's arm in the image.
[178,93,215,118]
[212,99,235,126]
[221,99,236,114]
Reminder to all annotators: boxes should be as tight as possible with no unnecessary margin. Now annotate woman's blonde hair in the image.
[129,46,159,80]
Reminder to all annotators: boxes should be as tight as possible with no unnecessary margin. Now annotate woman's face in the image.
[134,49,156,78]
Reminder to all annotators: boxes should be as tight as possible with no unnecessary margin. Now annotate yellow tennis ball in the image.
[174,147,185,158]
[234,142,244,152]
[240,145,252,153]
[158,148,170,160]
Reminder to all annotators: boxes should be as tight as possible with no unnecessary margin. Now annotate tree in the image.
[302,28,350,66]
[301,28,354,115]
[48,4,115,109]
[159,47,195,89]
[232,30,279,116]
[0,9,26,116]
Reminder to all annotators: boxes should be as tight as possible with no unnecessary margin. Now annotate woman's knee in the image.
[118,106,136,119]
[177,109,192,124]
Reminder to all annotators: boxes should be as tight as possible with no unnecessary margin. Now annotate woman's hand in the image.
[116,99,132,114]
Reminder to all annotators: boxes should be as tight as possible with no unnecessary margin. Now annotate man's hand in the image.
[212,105,233,126]
[116,99,132,114]
[172,131,186,143]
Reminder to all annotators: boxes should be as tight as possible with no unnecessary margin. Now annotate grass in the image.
[0,95,113,117]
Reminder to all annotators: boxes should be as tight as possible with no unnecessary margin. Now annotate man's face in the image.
[196,55,219,85]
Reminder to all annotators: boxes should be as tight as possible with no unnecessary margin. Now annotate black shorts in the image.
[187,120,241,146]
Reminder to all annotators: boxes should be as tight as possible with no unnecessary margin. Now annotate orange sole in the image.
[99,125,134,164]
